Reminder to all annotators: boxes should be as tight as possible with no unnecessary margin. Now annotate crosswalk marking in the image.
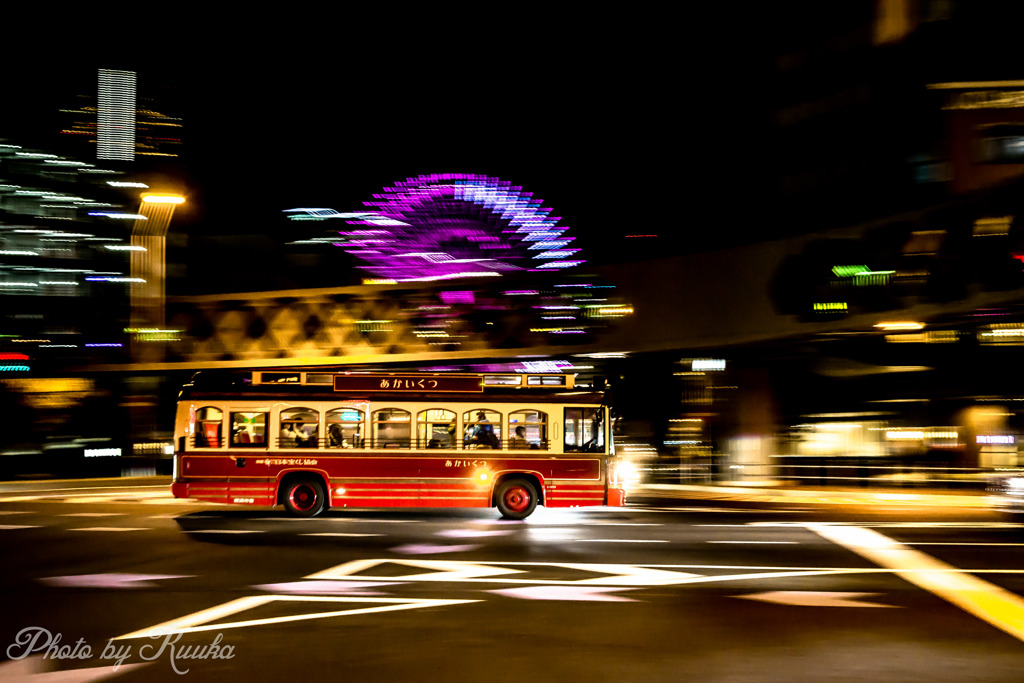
[114,596,481,639]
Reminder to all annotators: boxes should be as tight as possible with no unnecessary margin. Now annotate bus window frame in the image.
[194,406,224,449]
[278,406,320,449]
[508,409,548,450]
[326,407,365,449]
[463,408,502,449]
[372,407,412,449]
[417,408,457,450]
[563,407,606,454]
[229,410,269,448]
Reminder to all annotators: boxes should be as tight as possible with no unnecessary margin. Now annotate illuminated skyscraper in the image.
[97,69,136,161]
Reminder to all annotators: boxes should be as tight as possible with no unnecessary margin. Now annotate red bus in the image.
[171,370,626,519]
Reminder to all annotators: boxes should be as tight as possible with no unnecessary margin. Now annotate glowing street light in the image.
[141,193,185,204]
[130,192,185,358]
[874,321,924,331]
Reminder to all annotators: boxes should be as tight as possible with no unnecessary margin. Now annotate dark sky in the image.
[0,14,757,253]
[1,12,795,285]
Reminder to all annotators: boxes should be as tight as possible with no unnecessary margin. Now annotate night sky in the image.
[1,12,799,290]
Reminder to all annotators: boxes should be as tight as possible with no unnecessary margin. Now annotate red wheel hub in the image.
[503,485,530,512]
[290,484,317,511]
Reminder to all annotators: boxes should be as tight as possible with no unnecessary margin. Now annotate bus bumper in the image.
[607,488,626,507]
[171,481,188,499]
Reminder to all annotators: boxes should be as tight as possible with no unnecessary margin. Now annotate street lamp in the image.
[130,192,185,340]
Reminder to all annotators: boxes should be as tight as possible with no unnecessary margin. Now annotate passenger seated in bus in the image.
[234,424,253,444]
[328,424,344,448]
[581,415,603,451]
[509,426,528,449]
[468,412,500,449]
[281,423,303,447]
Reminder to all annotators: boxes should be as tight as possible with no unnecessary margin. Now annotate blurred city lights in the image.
[90,213,147,220]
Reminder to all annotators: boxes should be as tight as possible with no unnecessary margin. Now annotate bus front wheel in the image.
[282,477,326,518]
[495,478,538,520]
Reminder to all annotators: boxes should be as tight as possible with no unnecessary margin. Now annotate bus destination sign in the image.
[333,374,484,393]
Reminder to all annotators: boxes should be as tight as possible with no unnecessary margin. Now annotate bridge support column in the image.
[722,368,779,484]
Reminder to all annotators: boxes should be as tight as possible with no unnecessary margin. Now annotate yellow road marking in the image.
[808,524,1024,642]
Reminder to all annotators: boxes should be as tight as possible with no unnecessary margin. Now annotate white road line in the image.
[707,541,799,544]
[809,523,1024,643]
[329,519,418,524]
[0,525,41,530]
[60,512,126,517]
[645,507,807,514]
[908,542,1024,547]
[67,527,149,532]
[0,511,33,515]
[0,485,167,494]
[745,528,1024,532]
[114,596,481,639]
[576,522,663,527]
[251,518,316,522]
[302,533,383,537]
[188,530,263,534]
[574,539,669,543]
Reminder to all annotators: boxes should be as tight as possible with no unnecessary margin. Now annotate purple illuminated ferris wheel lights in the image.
[286,173,584,281]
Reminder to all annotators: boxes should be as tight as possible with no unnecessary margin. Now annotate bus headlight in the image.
[610,459,640,489]
[473,468,491,485]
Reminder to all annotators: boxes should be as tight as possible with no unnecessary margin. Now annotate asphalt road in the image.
[1,481,1023,682]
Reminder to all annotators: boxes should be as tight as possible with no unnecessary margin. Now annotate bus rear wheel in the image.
[282,477,326,518]
[495,478,538,520]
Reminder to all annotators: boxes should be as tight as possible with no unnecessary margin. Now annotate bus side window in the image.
[508,409,547,450]
[195,406,223,448]
[326,408,364,449]
[280,407,319,448]
[373,408,411,449]
[231,412,268,448]
[564,408,605,453]
[463,409,501,449]
[418,408,456,449]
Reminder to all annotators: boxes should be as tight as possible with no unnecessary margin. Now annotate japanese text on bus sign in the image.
[333,375,484,393]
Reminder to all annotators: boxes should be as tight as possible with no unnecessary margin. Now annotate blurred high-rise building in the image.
[59,68,184,162]
[0,66,188,474]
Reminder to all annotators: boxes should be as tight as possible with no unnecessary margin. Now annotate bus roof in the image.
[180,370,605,404]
